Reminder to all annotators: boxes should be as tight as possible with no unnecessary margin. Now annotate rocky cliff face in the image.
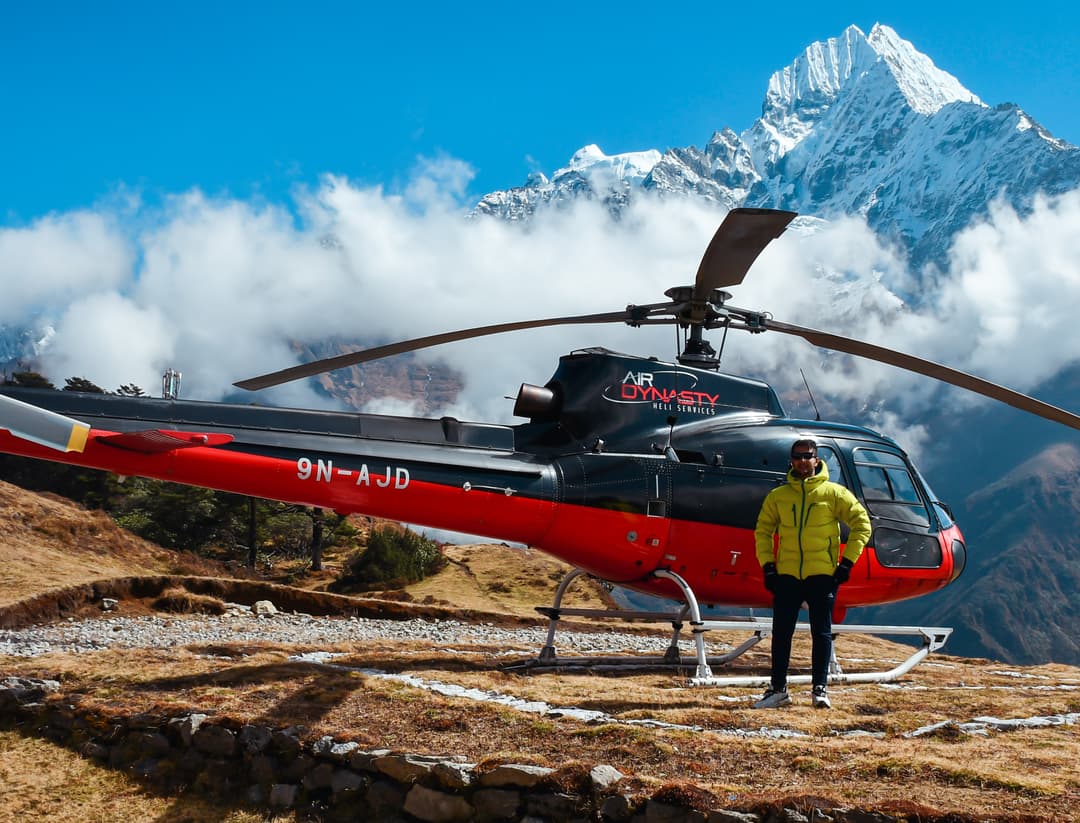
[297,340,463,416]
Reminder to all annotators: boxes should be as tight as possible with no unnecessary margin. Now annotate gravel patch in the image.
[0,610,682,659]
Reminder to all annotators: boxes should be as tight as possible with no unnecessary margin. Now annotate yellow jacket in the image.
[754,461,871,579]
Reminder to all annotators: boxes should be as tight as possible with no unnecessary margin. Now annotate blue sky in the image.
[2,2,1078,222]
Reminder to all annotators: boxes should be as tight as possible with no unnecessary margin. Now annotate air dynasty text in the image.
[296,457,410,488]
[618,372,718,416]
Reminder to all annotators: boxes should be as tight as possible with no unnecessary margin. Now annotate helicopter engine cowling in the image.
[513,348,785,454]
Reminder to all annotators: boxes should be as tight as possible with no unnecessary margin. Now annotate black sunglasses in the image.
[791,452,816,459]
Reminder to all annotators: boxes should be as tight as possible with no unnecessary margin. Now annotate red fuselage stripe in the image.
[0,431,956,608]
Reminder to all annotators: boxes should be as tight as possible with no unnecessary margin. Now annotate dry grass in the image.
[406,542,615,614]
[8,632,1079,820]
[0,731,295,822]
[0,480,236,607]
[2,479,1079,821]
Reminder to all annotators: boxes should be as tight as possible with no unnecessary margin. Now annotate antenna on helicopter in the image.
[800,369,821,421]
[653,415,681,462]
[162,369,182,400]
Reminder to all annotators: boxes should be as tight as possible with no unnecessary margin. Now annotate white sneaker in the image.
[812,685,831,709]
[753,688,791,709]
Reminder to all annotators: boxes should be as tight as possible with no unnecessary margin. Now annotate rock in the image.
[403,784,474,822]
[373,754,435,782]
[248,754,278,786]
[269,727,304,758]
[433,761,475,789]
[367,779,406,817]
[590,764,624,790]
[269,783,298,808]
[280,753,317,782]
[329,740,362,761]
[80,741,110,761]
[646,799,707,822]
[239,724,272,753]
[526,791,588,819]
[172,713,207,747]
[330,767,368,795]
[0,676,60,702]
[253,600,278,616]
[302,762,335,790]
[478,763,554,787]
[472,787,521,820]
[600,793,634,820]
[192,724,236,757]
[708,810,761,822]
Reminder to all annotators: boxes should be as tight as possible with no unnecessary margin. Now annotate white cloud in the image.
[40,293,173,393]
[0,211,132,323]
[938,192,1080,388]
[7,168,1080,465]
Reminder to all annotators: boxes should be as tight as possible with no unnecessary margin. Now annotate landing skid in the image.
[523,568,952,686]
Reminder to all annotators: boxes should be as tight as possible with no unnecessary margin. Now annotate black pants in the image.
[769,574,836,690]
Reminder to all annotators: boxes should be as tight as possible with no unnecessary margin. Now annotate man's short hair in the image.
[791,438,818,456]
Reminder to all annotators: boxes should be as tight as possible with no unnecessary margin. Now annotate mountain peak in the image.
[763,23,980,130]
[866,23,982,114]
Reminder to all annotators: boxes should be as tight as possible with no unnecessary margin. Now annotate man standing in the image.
[753,439,871,709]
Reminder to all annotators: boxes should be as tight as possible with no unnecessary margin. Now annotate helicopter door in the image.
[662,458,767,602]
[549,453,671,580]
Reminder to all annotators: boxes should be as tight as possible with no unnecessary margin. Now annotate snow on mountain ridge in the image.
[761,24,875,157]
[866,23,981,115]
[557,144,662,184]
[759,24,981,162]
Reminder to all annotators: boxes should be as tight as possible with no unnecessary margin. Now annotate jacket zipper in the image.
[797,480,807,578]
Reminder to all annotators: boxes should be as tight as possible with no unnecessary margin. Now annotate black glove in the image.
[762,562,779,593]
[834,557,854,585]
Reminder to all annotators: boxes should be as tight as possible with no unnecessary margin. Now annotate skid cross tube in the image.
[532,568,952,685]
[689,621,952,686]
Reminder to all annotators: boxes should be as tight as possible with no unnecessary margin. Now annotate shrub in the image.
[334,526,446,591]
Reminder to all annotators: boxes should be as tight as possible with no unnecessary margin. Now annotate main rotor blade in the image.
[0,393,91,452]
[692,208,797,320]
[234,310,636,391]
[766,318,1080,431]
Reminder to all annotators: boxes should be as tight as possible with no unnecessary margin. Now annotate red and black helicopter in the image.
[2,208,1079,670]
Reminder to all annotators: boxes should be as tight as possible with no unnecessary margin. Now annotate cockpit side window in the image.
[852,449,929,526]
[816,446,847,488]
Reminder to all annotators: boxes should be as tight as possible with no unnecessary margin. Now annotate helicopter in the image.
[3,207,1079,682]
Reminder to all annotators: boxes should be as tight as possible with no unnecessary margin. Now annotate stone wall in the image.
[1,676,921,822]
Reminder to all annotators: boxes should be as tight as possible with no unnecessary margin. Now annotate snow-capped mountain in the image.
[0,322,54,378]
[474,23,1080,271]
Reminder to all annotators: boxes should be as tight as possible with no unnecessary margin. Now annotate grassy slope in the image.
[0,481,167,605]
